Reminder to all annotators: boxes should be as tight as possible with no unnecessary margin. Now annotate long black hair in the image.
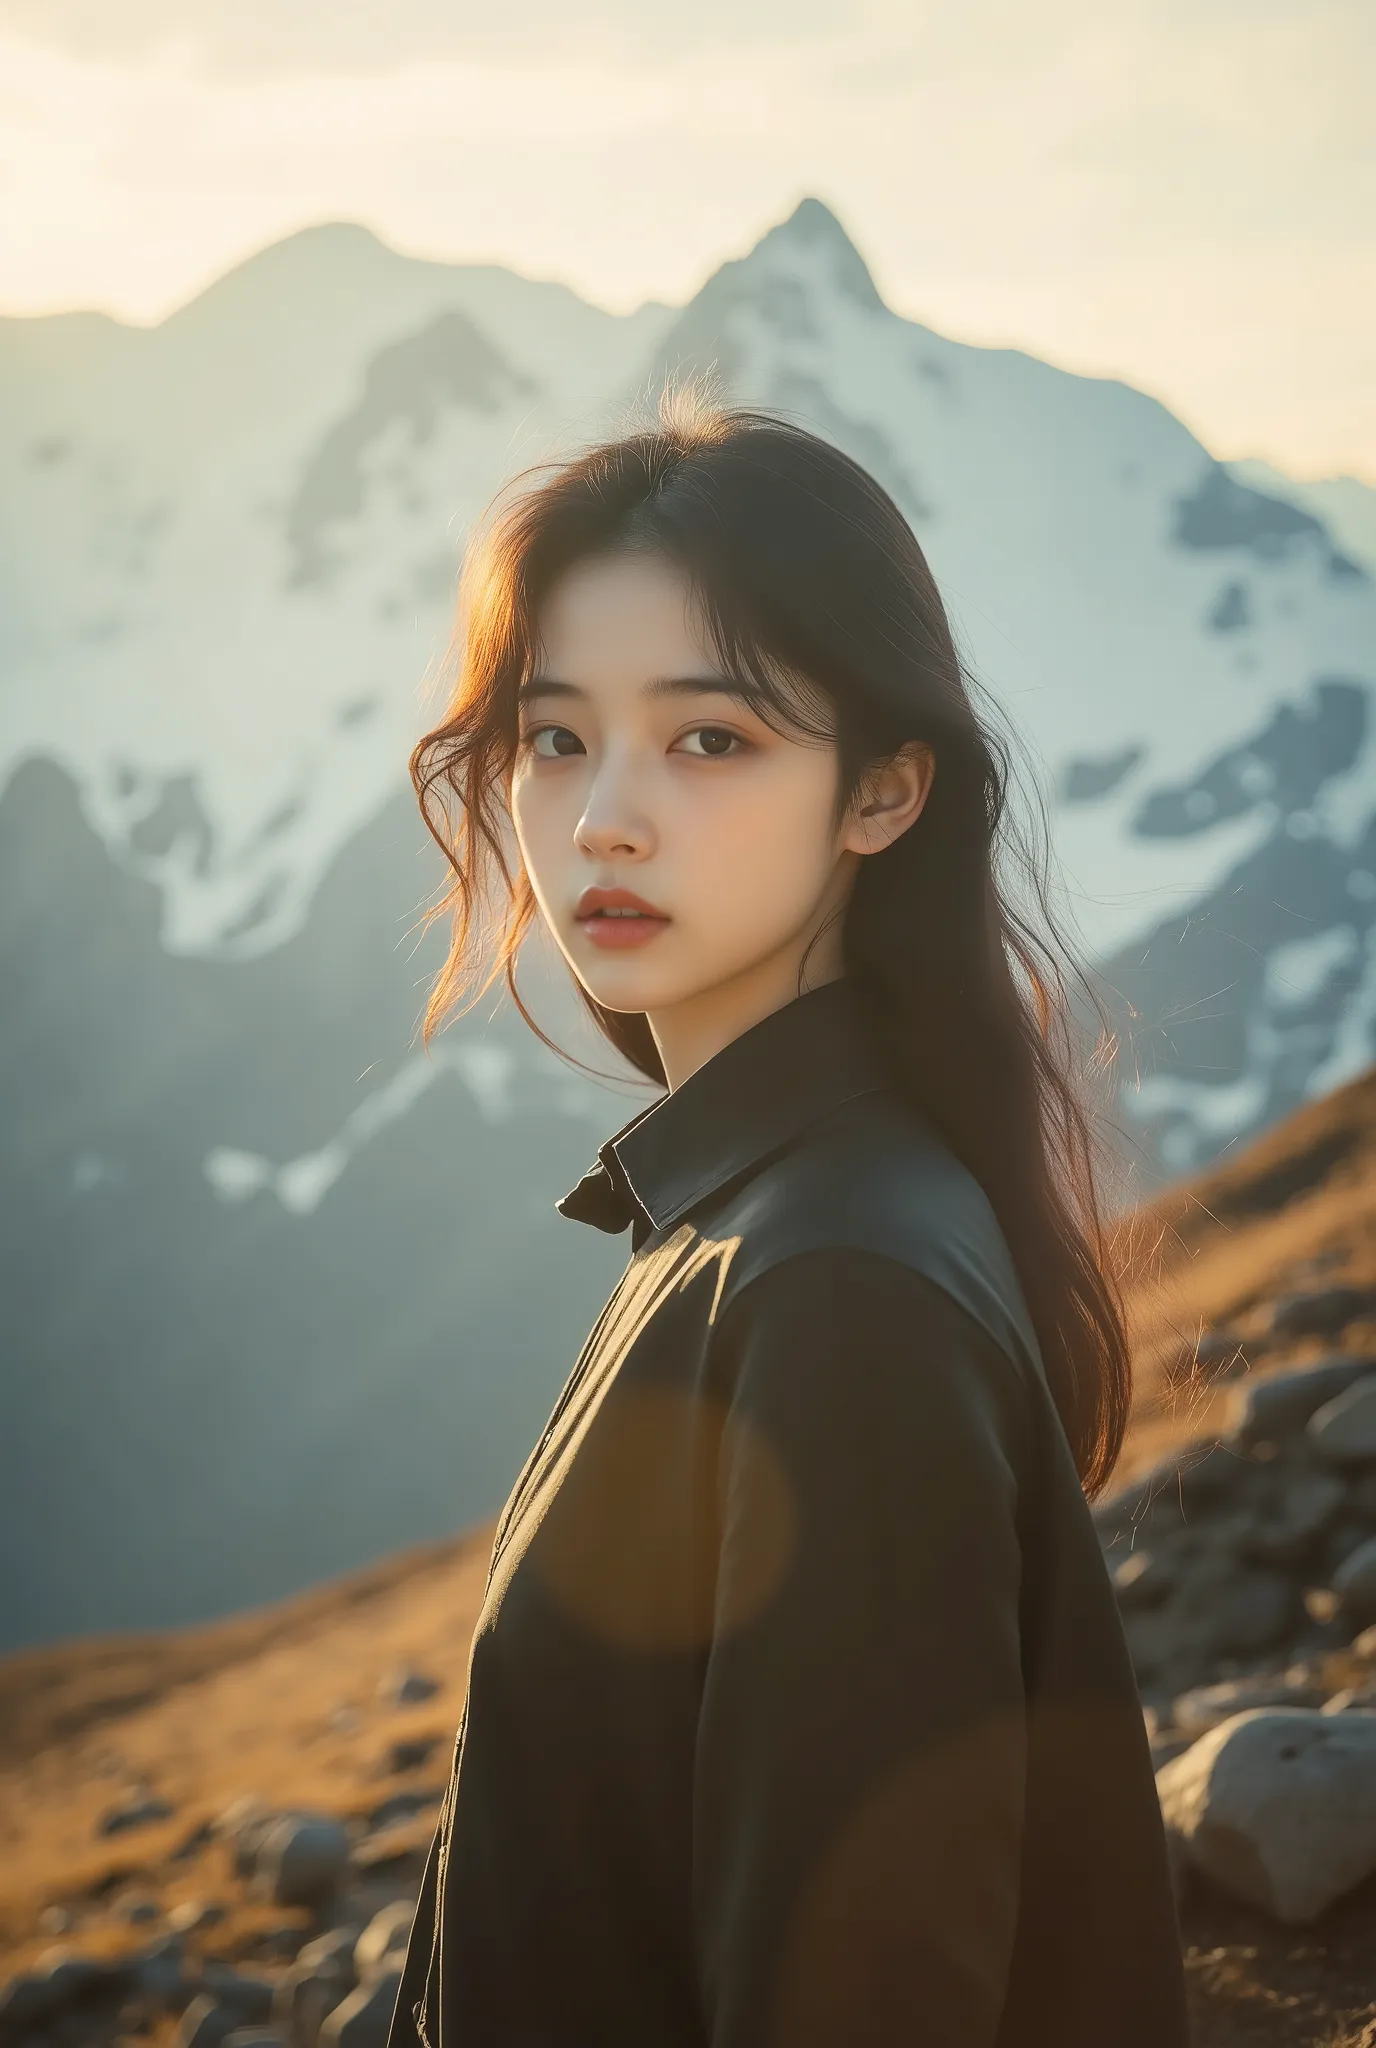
[409,385,1131,1496]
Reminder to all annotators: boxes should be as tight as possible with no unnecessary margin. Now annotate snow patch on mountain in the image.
[1230,461,1376,580]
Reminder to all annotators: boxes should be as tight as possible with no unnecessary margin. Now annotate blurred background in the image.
[2,0,1373,1658]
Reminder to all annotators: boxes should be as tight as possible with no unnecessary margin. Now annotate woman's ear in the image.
[841,741,936,857]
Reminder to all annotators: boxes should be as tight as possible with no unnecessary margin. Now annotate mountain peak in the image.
[748,195,885,313]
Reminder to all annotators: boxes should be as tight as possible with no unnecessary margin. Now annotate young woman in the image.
[385,395,1190,2047]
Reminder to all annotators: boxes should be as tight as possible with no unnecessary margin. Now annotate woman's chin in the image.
[576,965,678,1014]
[570,951,712,1019]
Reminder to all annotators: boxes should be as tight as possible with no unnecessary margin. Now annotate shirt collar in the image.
[556,976,890,1239]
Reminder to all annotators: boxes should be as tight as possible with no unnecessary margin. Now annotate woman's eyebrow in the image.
[517,674,754,706]
[644,674,755,703]
[516,678,581,706]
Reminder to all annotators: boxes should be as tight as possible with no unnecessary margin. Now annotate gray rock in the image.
[1122,1544,1305,1691]
[1094,1440,1263,1559]
[175,1995,243,2048]
[223,2033,289,2048]
[1230,1355,1376,1449]
[1242,1470,1346,1566]
[1331,1536,1376,1625]
[379,1669,439,1708]
[1157,1706,1376,1921]
[272,1928,359,2048]
[383,1737,437,1776]
[365,1789,442,1834]
[1112,1548,1177,1609]
[295,1928,361,1976]
[1193,1328,1247,1375]
[353,1903,414,1984]
[274,1970,349,2048]
[0,1954,107,2033]
[1321,1513,1376,1578]
[1172,1674,1325,1740]
[1310,1378,1376,1465]
[319,1971,403,2048]
[1321,1684,1376,1714]
[1270,1287,1376,1342]
[197,1969,278,2026]
[96,1793,175,1837]
[1150,1733,1193,1771]
[1186,1556,1301,1659]
[255,1816,350,1909]
[1170,1439,1250,1509]
[128,1934,187,2009]
[168,1900,227,1936]
[117,1894,162,1925]
[216,1795,278,1878]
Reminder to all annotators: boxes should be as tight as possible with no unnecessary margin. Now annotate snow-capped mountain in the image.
[4,196,1373,1645]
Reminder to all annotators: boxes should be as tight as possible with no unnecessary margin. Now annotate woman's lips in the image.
[574,884,671,948]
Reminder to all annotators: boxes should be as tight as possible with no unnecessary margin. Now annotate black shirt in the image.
[386,977,1188,2048]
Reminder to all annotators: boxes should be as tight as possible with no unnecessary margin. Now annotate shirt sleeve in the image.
[692,1246,1031,2048]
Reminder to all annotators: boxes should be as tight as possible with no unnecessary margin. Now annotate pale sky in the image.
[2,0,1372,481]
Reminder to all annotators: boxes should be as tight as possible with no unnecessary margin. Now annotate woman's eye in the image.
[676,725,747,759]
[524,725,584,759]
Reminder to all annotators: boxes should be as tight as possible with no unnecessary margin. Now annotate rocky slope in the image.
[9,1072,1376,2041]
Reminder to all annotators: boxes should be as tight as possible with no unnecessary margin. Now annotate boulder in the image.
[366,1790,442,1833]
[1310,1378,1376,1465]
[1120,1548,1300,1689]
[216,1796,278,1879]
[1322,1684,1376,1714]
[1111,1548,1177,1609]
[384,1737,437,1776]
[295,1930,360,1975]
[1180,1556,1300,1660]
[1172,1674,1325,1741]
[272,1928,358,2048]
[1241,1470,1346,1566]
[197,1969,278,2027]
[169,1901,227,1936]
[319,1972,403,2048]
[1270,1287,1376,1341]
[0,1953,108,2035]
[1331,1536,1376,1626]
[255,1816,350,1909]
[1094,1438,1263,1557]
[379,1670,439,1709]
[1193,1329,1247,1376]
[96,1793,175,1837]
[1230,1356,1375,1449]
[128,1934,188,2009]
[117,1894,162,1925]
[1157,1706,1376,1921]
[175,1996,244,2048]
[354,1903,414,1985]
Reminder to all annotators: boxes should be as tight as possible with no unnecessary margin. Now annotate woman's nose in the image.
[574,756,655,861]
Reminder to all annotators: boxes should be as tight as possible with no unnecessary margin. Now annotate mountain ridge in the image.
[5,190,1374,1646]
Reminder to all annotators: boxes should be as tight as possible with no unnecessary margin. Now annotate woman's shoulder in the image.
[713,1088,1047,1393]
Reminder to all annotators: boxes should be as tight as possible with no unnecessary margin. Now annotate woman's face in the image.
[510,549,924,1053]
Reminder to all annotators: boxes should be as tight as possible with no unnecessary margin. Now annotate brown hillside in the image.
[1118,1065,1376,1483]
[6,1068,1376,2045]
